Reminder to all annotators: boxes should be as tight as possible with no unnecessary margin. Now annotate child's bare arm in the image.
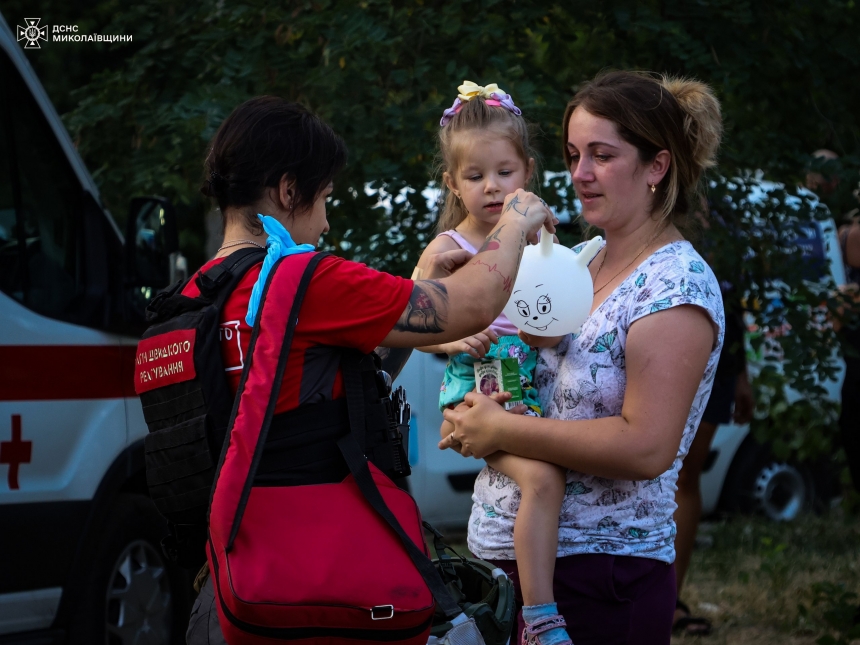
[421,328,499,358]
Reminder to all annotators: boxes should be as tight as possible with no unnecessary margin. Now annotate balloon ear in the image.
[576,235,604,267]
[539,226,554,257]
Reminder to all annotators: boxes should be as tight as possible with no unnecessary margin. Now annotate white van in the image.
[0,13,190,644]
[700,190,846,520]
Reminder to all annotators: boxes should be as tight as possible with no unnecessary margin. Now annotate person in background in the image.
[838,212,860,493]
[672,262,754,635]
[807,150,860,497]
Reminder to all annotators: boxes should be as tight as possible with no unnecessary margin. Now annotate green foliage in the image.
[58,0,860,267]
[15,0,860,462]
[798,582,860,644]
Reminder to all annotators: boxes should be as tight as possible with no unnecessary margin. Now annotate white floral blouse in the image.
[467,241,725,564]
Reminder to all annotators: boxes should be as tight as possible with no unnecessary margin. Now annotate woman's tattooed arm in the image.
[393,280,448,333]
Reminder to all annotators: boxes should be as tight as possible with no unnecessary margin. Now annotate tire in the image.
[67,494,193,645]
[718,437,816,521]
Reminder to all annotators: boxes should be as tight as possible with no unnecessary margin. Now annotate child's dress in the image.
[436,230,541,414]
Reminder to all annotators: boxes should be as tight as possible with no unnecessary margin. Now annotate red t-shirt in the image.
[184,253,412,414]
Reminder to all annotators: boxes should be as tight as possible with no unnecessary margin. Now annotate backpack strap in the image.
[211,251,329,547]
[338,350,463,620]
[145,247,266,323]
[198,247,267,304]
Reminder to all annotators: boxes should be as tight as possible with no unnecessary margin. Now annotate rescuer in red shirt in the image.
[184,96,556,643]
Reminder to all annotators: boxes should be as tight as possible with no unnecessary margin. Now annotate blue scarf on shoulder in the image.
[245,214,315,326]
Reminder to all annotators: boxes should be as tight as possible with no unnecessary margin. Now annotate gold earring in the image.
[650,184,656,194]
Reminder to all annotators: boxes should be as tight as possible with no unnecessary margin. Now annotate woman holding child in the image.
[439,71,726,644]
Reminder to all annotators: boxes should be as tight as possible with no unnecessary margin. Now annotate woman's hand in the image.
[518,330,565,349]
[499,189,558,243]
[440,392,511,458]
[438,328,499,358]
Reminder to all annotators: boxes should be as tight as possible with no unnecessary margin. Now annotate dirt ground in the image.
[437,513,860,643]
[672,515,860,643]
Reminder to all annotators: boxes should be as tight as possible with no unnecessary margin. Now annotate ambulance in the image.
[0,13,191,644]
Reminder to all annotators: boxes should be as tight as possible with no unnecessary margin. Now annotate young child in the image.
[413,82,571,645]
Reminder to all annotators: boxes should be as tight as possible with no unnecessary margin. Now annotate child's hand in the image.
[438,328,499,358]
[518,330,565,349]
[412,248,474,280]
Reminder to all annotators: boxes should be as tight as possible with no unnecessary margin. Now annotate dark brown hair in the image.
[436,97,537,232]
[563,71,722,227]
[202,96,347,234]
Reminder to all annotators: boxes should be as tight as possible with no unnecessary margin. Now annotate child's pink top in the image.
[437,230,519,337]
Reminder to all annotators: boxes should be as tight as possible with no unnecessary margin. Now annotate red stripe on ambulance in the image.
[0,345,137,401]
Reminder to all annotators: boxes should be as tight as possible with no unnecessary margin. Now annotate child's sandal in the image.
[521,614,573,645]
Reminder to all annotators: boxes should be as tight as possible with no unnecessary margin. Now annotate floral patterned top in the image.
[467,241,725,563]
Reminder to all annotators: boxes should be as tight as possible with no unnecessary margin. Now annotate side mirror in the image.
[123,196,187,324]
[124,196,187,287]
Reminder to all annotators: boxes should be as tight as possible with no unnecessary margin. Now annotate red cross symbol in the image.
[1,415,31,490]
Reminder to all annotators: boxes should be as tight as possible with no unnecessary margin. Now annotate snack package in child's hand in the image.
[474,358,523,410]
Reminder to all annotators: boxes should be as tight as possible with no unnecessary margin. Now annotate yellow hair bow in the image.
[457,81,506,102]
[440,80,521,126]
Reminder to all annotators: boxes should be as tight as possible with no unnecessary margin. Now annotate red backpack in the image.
[207,251,461,644]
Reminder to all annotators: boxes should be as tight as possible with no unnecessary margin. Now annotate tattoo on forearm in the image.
[471,259,514,294]
[502,194,530,218]
[374,346,414,381]
[394,280,448,333]
[514,231,526,275]
[502,195,519,214]
[478,225,505,253]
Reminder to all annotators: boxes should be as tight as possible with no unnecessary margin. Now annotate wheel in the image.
[750,461,812,521]
[718,437,815,521]
[68,494,192,645]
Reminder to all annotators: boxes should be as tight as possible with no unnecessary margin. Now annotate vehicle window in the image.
[0,50,85,320]
[793,221,828,282]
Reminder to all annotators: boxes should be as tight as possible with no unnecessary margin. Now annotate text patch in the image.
[134,329,196,394]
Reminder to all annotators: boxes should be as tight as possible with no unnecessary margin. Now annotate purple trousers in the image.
[488,554,675,645]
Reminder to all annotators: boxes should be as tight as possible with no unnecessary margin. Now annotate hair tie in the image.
[440,80,522,127]
[208,171,227,195]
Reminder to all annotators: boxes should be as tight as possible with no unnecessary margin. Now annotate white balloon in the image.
[503,229,604,337]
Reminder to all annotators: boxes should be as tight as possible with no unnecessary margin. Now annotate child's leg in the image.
[486,452,565,606]
[486,453,570,644]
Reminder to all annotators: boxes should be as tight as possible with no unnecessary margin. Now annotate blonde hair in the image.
[563,71,722,229]
[436,97,538,233]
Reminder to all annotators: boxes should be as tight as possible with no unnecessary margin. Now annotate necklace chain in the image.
[217,239,266,252]
[592,227,665,296]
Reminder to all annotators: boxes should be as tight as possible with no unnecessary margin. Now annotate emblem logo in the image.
[17,18,48,49]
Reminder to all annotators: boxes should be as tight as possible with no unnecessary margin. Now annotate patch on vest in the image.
[134,329,197,393]
[219,321,244,372]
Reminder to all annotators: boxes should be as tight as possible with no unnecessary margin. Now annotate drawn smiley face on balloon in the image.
[511,288,557,333]
[503,229,604,337]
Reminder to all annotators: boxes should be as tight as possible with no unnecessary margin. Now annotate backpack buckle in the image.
[196,263,231,297]
[371,605,394,620]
